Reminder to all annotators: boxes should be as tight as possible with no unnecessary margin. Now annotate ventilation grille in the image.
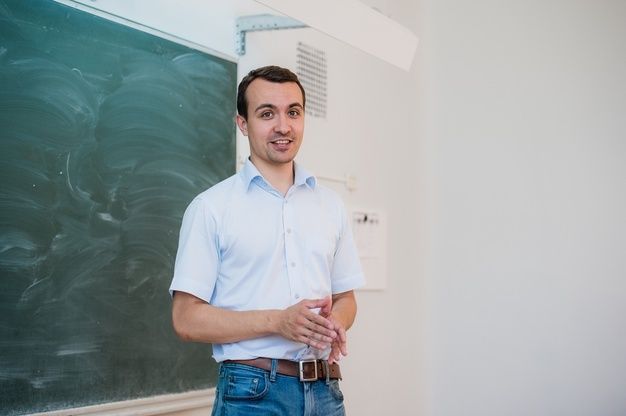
[296,42,327,119]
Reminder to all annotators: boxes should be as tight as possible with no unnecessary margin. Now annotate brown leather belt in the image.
[225,358,342,382]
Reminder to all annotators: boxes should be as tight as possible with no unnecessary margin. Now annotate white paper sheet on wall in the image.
[352,209,387,290]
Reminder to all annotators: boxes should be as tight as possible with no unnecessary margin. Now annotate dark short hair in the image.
[237,65,306,119]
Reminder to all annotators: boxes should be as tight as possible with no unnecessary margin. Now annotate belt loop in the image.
[323,360,330,385]
[269,359,277,382]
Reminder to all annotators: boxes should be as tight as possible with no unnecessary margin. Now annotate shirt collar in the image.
[294,162,317,189]
[241,159,317,191]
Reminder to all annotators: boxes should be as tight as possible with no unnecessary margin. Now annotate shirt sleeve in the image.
[169,196,219,304]
[330,200,365,294]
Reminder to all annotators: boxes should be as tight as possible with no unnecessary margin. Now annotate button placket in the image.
[283,196,300,301]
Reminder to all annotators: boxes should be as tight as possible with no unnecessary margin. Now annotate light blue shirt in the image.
[169,160,364,362]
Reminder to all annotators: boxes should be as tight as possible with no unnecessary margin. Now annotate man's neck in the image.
[250,157,294,196]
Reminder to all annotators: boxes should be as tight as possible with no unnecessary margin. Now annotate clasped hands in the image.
[278,296,347,364]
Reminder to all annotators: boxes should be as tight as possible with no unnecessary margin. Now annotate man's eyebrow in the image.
[254,103,304,113]
[254,103,277,113]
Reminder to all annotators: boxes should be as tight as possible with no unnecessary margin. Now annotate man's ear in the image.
[235,114,248,136]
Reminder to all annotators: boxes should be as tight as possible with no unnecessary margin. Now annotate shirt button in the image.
[291,262,296,267]
[295,293,300,299]
[286,228,292,234]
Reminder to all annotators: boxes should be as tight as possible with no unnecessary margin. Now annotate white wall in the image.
[417,0,626,415]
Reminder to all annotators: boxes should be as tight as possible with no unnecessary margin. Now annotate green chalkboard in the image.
[0,1,236,414]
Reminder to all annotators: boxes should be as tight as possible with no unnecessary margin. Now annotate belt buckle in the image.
[299,359,318,382]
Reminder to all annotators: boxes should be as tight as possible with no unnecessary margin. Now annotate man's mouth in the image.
[270,138,292,144]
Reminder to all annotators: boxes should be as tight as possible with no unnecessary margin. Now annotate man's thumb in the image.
[319,295,332,317]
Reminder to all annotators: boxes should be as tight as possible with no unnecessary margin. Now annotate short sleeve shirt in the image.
[169,160,364,362]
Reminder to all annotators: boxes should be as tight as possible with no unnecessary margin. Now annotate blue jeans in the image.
[212,360,346,416]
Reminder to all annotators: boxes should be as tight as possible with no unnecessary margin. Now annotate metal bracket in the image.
[236,14,307,56]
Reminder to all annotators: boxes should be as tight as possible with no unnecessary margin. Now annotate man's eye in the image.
[288,110,301,117]
[260,111,273,118]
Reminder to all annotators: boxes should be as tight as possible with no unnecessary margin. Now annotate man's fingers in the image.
[336,325,347,343]
[339,341,348,356]
[299,332,330,350]
[294,307,333,332]
[304,309,335,331]
[306,319,337,338]
[335,328,348,356]
[281,298,341,347]
[308,323,339,343]
[328,343,344,364]
[319,295,332,317]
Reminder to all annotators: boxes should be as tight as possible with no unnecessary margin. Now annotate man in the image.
[169,65,364,415]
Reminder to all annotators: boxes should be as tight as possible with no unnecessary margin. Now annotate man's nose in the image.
[274,114,291,134]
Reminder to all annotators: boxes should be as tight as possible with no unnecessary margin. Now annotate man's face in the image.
[237,79,304,169]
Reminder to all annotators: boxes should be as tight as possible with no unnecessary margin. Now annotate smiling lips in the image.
[270,138,293,150]
[270,137,293,144]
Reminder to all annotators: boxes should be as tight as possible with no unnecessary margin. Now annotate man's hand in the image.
[323,291,357,364]
[326,315,347,364]
[320,295,348,363]
[277,298,338,350]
